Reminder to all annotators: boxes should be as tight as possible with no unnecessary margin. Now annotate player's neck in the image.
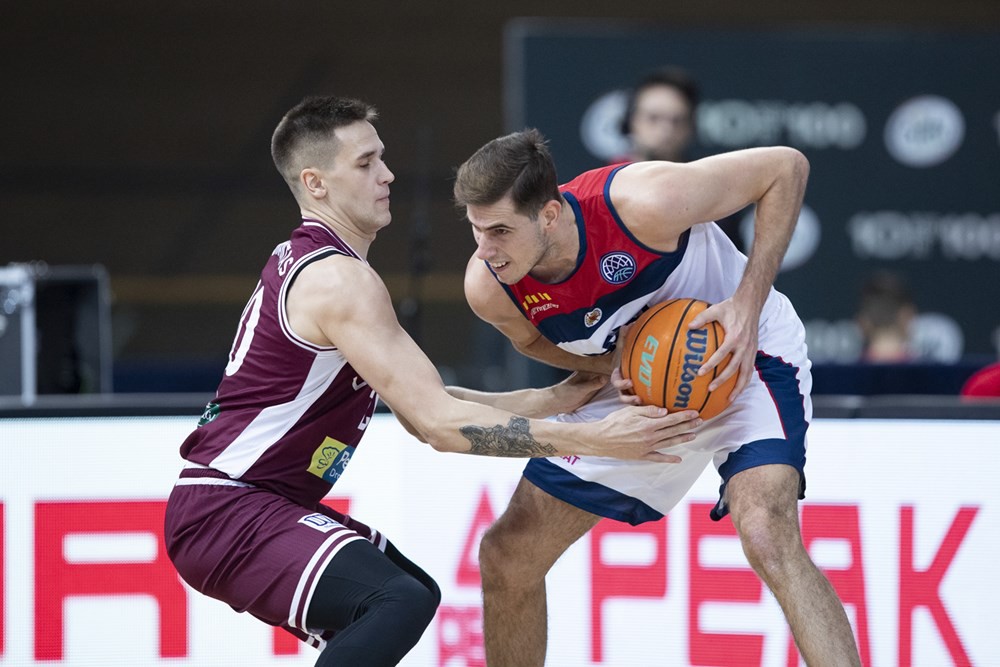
[299,208,375,259]
[530,201,579,284]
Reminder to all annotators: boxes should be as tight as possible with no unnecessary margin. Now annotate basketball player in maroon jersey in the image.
[455,130,861,666]
[163,97,701,666]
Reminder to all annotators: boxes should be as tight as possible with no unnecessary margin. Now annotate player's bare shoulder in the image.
[286,253,390,347]
[607,161,691,251]
[463,254,510,322]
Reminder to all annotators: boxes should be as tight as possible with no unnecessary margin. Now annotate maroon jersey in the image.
[179,218,379,507]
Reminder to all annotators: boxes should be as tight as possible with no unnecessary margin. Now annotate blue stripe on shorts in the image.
[711,352,808,520]
[523,458,664,526]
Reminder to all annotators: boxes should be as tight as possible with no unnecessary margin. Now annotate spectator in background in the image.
[615,66,746,252]
[616,66,699,163]
[855,271,917,362]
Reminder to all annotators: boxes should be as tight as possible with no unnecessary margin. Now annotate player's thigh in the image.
[481,476,601,575]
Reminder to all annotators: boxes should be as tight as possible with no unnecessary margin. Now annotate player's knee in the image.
[384,574,440,634]
[478,521,542,587]
[736,507,805,578]
[478,522,511,581]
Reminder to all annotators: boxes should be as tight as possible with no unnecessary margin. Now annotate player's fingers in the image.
[633,404,669,418]
[707,353,741,392]
[687,304,719,330]
[611,376,633,392]
[610,371,640,404]
[647,427,698,454]
[642,451,683,464]
[647,411,702,438]
[620,394,643,406]
[698,347,730,378]
[663,409,700,425]
[726,356,755,402]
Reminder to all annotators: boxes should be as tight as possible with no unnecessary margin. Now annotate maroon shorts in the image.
[164,469,384,648]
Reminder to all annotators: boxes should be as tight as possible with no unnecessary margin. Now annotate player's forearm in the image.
[737,148,809,309]
[445,385,552,418]
[404,393,596,458]
[514,336,614,374]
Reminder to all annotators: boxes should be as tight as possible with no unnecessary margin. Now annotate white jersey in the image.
[502,164,812,522]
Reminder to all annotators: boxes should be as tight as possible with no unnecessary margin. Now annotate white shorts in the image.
[524,306,813,524]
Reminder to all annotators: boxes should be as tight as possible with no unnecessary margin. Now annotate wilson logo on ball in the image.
[620,298,737,420]
[675,328,709,409]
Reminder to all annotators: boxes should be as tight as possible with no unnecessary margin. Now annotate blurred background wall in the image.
[2,0,999,396]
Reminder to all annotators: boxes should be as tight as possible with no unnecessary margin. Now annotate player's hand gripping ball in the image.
[620,298,738,420]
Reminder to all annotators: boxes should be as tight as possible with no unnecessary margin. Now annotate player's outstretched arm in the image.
[291,256,699,461]
[391,372,606,442]
[446,371,608,418]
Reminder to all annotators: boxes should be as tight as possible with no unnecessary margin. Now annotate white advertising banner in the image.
[0,415,997,666]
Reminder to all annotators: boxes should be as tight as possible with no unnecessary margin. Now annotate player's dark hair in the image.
[271,96,378,186]
[621,66,699,135]
[453,128,561,218]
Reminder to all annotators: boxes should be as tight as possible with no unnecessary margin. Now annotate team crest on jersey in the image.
[599,252,636,284]
[584,308,603,327]
[307,437,355,483]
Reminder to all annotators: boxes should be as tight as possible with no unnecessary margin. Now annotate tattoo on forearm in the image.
[460,417,557,457]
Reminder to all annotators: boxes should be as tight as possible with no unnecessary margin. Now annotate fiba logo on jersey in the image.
[600,252,637,284]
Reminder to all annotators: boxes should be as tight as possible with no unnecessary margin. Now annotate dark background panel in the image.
[510,23,1000,362]
[2,2,999,394]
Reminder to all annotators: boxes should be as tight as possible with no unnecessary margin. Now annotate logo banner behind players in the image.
[1,414,999,666]
[504,22,1000,362]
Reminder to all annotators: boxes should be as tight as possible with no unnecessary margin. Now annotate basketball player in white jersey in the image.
[455,129,861,666]
[164,97,701,667]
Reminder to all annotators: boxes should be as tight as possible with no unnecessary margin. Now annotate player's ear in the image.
[300,169,327,199]
[541,198,562,226]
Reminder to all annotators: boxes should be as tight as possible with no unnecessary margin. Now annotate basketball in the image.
[620,298,737,420]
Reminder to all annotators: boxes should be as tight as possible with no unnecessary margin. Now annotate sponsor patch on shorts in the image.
[298,513,343,533]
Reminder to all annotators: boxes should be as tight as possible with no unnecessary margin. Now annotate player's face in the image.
[630,85,694,162]
[324,121,395,232]
[466,197,548,284]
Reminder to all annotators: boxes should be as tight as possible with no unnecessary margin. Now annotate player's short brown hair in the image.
[271,96,378,187]
[453,128,561,218]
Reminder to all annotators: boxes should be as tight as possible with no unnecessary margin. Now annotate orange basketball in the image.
[620,298,737,420]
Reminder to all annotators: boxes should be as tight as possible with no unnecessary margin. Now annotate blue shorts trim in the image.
[711,437,807,520]
[711,352,808,520]
[523,458,664,526]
